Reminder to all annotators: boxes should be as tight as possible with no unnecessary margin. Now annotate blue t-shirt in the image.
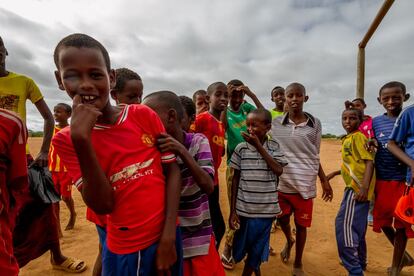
[389,104,414,183]
[372,114,406,181]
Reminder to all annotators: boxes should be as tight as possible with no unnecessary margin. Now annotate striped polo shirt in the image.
[177,132,214,258]
[229,138,287,218]
[271,112,321,199]
[372,114,406,181]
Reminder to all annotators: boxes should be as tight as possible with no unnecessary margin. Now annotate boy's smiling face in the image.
[229,87,244,111]
[53,105,70,124]
[246,112,270,142]
[208,84,229,112]
[54,46,115,111]
[271,89,285,107]
[378,86,405,114]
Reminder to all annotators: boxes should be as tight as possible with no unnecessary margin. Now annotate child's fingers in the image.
[72,94,82,108]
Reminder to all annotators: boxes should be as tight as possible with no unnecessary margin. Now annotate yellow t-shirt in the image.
[341,131,376,200]
[0,72,43,122]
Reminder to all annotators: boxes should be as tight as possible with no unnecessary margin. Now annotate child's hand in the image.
[364,139,378,153]
[70,95,102,140]
[157,133,184,155]
[156,236,177,275]
[241,85,255,98]
[241,131,260,148]
[326,172,336,182]
[229,212,240,230]
[354,187,368,202]
[321,179,333,202]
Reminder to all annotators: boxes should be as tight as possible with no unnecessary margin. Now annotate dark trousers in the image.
[208,185,225,249]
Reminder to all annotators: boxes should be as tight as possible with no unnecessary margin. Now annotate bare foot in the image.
[281,238,295,264]
[65,214,76,231]
[292,266,305,276]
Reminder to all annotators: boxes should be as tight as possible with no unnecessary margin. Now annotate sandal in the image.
[52,257,87,273]
[221,254,234,270]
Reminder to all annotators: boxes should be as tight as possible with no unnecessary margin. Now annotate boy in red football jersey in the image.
[195,82,228,249]
[52,33,182,275]
[0,108,29,276]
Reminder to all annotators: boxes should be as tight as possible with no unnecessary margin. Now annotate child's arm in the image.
[388,140,414,185]
[229,169,241,230]
[354,160,374,202]
[70,95,114,214]
[220,108,228,131]
[318,164,333,202]
[156,161,181,273]
[326,170,341,181]
[157,133,214,194]
[241,132,283,176]
[242,86,264,109]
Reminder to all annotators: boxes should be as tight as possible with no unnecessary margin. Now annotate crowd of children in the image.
[1,32,414,276]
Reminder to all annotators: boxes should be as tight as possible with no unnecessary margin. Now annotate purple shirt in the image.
[177,132,214,258]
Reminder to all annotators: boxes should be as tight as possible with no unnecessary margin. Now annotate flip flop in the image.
[52,257,87,273]
[221,253,234,270]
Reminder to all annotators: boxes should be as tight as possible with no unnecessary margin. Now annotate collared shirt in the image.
[270,112,321,199]
[230,138,287,218]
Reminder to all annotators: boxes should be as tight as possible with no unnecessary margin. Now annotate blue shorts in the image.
[232,217,273,271]
[103,227,183,276]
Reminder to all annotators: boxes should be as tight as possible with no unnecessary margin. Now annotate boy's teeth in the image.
[82,95,96,101]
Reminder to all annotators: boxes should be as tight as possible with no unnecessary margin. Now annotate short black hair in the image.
[207,82,226,96]
[55,102,72,114]
[192,89,207,102]
[271,86,285,95]
[227,79,244,87]
[351,98,366,108]
[286,82,306,95]
[144,91,184,120]
[54,33,111,71]
[379,81,406,96]
[248,108,272,125]
[344,100,363,122]
[113,68,142,92]
[179,95,196,119]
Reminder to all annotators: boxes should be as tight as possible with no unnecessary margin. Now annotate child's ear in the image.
[167,109,178,124]
[377,97,381,104]
[304,95,309,102]
[110,90,118,102]
[205,95,211,104]
[109,69,116,89]
[404,93,410,102]
[54,71,65,91]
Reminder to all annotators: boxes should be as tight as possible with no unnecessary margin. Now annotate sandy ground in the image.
[21,138,414,276]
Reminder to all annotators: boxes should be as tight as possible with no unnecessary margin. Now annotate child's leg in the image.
[293,222,306,269]
[62,196,77,230]
[208,186,225,249]
[279,214,295,263]
[391,228,408,274]
[357,226,367,270]
[222,167,235,269]
[92,243,102,276]
[335,189,369,276]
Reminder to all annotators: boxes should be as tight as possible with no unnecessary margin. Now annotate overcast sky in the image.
[2,0,414,134]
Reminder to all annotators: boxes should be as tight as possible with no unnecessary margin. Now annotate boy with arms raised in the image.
[270,86,286,119]
[229,108,287,276]
[221,79,264,269]
[144,91,225,276]
[194,82,228,249]
[52,33,182,275]
[271,82,333,276]
[49,103,76,231]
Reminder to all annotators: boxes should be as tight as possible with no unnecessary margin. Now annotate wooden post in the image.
[356,0,395,99]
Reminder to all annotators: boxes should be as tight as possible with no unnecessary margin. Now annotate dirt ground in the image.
[21,138,414,275]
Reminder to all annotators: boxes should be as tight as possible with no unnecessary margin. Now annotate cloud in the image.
[1,0,414,134]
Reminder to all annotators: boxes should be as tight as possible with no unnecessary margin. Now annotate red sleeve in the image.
[52,129,83,190]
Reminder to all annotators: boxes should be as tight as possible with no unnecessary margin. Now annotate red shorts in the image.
[51,171,72,198]
[278,192,313,228]
[373,180,406,233]
[183,235,225,276]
